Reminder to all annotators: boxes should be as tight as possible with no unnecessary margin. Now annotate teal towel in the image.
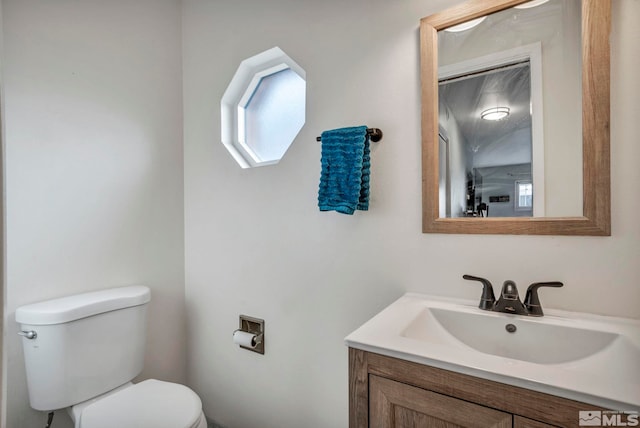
[318,126,370,214]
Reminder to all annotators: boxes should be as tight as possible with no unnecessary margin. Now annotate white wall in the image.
[2,1,185,427]
[183,1,640,428]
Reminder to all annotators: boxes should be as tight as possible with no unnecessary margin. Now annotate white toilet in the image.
[16,285,207,428]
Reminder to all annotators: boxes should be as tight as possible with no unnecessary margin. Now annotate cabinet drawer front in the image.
[370,375,512,428]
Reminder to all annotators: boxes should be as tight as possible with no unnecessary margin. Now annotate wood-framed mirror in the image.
[420,0,610,235]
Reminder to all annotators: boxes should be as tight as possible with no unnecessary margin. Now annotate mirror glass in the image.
[437,0,582,218]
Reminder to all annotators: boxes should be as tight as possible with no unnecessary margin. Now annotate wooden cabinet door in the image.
[514,416,558,428]
[370,375,512,428]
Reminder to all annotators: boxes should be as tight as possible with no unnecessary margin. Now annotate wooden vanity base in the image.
[349,348,608,428]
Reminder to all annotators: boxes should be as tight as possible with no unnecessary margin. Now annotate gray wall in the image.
[476,164,533,218]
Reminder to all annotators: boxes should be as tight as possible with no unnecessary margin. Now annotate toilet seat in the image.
[77,379,205,428]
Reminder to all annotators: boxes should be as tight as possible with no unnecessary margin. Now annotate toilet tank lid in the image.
[15,285,151,325]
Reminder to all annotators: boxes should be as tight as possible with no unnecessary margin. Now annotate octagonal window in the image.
[221,47,306,168]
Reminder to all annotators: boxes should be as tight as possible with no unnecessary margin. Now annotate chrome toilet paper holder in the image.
[235,315,265,355]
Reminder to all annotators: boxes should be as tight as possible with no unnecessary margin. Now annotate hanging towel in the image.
[318,126,370,214]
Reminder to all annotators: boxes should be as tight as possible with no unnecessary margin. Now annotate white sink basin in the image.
[345,293,640,410]
[407,306,618,364]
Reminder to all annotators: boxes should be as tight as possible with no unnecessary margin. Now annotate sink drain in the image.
[505,323,517,333]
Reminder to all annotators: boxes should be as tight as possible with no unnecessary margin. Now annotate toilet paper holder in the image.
[234,315,265,355]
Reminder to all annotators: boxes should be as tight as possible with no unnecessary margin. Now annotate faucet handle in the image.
[463,275,495,310]
[524,281,564,316]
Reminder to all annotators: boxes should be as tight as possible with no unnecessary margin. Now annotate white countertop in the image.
[345,293,640,411]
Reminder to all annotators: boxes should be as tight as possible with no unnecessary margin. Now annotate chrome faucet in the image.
[463,275,563,317]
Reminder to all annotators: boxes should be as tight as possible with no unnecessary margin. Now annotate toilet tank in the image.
[15,286,151,411]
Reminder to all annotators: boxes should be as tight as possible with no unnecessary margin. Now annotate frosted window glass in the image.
[243,68,306,163]
[221,47,306,168]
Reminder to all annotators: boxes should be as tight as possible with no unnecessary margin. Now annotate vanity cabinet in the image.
[350,348,604,428]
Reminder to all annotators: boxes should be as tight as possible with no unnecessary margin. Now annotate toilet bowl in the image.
[68,379,207,428]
